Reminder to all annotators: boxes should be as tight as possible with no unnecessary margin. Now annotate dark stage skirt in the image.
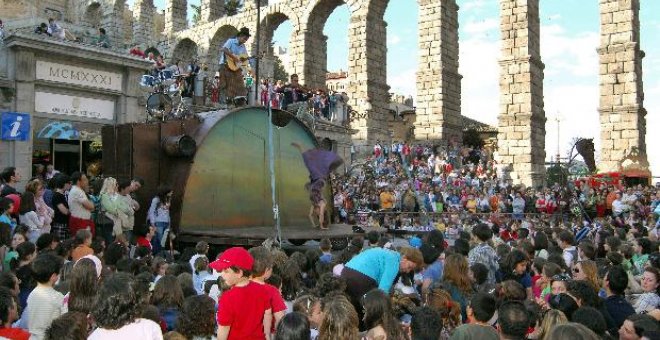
[219,65,247,99]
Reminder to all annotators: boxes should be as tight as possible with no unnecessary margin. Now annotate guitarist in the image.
[219,27,251,102]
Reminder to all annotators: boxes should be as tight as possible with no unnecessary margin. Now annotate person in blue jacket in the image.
[340,246,423,329]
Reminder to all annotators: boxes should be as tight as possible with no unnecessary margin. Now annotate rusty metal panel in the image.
[158,121,185,183]
[130,123,160,227]
[101,125,117,178]
[115,125,133,182]
[158,121,191,233]
[131,123,160,183]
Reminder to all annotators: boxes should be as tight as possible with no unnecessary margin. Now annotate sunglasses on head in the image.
[552,274,571,282]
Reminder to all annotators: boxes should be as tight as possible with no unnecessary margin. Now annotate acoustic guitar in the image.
[226,53,253,74]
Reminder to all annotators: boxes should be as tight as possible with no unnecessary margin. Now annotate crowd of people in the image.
[333,142,659,233]
[0,138,658,340]
[30,18,110,48]
[259,77,351,125]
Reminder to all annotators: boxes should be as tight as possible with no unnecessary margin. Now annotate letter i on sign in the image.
[9,116,22,138]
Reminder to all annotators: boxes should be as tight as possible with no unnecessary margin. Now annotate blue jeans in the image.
[152,222,169,254]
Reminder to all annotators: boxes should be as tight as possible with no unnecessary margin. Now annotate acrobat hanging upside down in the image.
[291,142,343,230]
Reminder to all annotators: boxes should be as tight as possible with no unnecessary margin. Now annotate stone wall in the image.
[2,0,650,184]
[132,0,155,46]
[201,0,226,22]
[117,0,462,148]
[164,0,188,34]
[496,0,546,187]
[597,0,647,172]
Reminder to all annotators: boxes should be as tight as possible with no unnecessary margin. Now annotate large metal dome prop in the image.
[179,107,327,231]
[103,107,336,246]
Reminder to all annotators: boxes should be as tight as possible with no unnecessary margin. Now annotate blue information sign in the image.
[1,112,30,141]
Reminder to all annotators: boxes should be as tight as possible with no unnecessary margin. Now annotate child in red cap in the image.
[211,247,273,340]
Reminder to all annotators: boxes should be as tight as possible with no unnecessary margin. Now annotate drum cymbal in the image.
[146,93,173,118]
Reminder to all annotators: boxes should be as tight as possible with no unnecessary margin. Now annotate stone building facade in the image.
[0,0,153,187]
[326,71,348,93]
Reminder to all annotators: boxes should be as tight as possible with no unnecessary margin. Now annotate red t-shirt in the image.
[0,327,30,340]
[217,281,271,340]
[256,282,287,333]
[545,200,557,214]
[263,283,286,313]
[500,229,518,242]
[535,198,546,213]
[136,236,152,250]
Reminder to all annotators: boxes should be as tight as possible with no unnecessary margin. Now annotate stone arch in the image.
[144,46,161,58]
[254,9,297,82]
[295,0,356,90]
[320,137,334,151]
[246,3,301,80]
[208,24,239,68]
[300,0,359,28]
[171,38,199,64]
[104,0,126,47]
[257,12,291,57]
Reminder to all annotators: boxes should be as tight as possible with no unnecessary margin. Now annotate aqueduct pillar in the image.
[496,0,546,187]
[201,0,226,22]
[346,7,390,144]
[413,0,462,143]
[132,0,154,46]
[165,0,188,33]
[597,0,647,172]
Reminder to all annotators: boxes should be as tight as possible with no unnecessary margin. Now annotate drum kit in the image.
[139,70,193,122]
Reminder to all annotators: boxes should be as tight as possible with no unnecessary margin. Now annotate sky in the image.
[135,0,659,178]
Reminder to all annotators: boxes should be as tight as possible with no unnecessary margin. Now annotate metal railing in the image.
[345,210,571,229]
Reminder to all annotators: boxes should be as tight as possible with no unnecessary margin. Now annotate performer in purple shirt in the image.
[291,142,343,230]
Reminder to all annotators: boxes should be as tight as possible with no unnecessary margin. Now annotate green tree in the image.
[190,4,201,25]
[225,0,244,16]
[462,128,485,149]
[273,55,289,83]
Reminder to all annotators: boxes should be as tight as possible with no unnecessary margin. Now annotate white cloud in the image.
[388,69,417,97]
[461,0,486,12]
[464,18,499,35]
[388,34,401,46]
[544,84,600,161]
[646,82,660,176]
[541,24,599,78]
[459,34,500,125]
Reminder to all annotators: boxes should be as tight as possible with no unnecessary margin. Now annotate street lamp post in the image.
[555,113,562,163]
[256,0,283,245]
[255,0,261,104]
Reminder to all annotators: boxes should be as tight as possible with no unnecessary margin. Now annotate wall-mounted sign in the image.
[36,60,123,92]
[35,92,115,120]
[37,121,80,140]
[1,112,30,141]
[33,117,103,141]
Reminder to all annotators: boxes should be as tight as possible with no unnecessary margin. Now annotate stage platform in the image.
[178,224,388,249]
